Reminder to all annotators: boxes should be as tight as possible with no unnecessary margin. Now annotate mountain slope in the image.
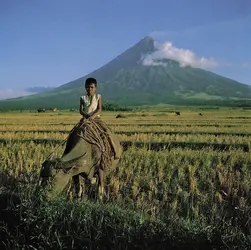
[1,36,251,110]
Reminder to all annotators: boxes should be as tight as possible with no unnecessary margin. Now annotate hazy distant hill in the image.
[25,86,55,94]
[1,36,251,110]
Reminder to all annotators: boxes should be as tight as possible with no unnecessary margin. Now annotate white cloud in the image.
[0,89,34,100]
[141,41,219,69]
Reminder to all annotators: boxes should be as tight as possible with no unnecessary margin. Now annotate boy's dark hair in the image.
[85,77,97,87]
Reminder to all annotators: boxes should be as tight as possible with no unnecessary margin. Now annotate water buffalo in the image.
[39,120,122,201]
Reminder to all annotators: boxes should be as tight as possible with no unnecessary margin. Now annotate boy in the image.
[79,77,122,160]
[79,77,102,121]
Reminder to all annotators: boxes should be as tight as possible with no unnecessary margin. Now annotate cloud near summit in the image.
[141,41,219,69]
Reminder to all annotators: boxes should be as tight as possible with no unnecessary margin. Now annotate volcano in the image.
[1,36,251,109]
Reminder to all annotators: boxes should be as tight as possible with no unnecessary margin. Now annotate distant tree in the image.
[37,108,46,113]
[102,102,133,111]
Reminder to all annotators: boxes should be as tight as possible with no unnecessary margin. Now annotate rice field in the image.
[1,108,251,249]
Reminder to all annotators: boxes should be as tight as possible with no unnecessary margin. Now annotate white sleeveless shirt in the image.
[80,93,101,117]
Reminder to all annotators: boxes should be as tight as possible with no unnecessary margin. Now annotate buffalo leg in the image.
[97,169,105,201]
[73,174,86,199]
[91,146,103,200]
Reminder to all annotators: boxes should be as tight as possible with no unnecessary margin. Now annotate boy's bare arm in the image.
[79,98,88,117]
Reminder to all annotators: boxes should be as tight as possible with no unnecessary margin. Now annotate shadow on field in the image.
[0,192,22,249]
[0,192,21,225]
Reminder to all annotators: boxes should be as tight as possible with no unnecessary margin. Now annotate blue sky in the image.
[1,0,251,99]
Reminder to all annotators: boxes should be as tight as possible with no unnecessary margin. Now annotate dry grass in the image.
[1,108,251,249]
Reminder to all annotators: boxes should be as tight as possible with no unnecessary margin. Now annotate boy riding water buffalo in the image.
[39,78,122,200]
